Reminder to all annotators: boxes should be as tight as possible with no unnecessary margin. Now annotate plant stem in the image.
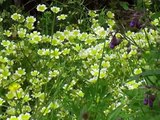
[51,13,56,36]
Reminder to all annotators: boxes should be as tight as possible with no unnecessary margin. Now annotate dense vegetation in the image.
[0,0,160,120]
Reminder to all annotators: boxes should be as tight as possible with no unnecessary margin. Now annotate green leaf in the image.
[129,69,160,80]
[151,12,160,20]
[120,2,129,10]
[107,104,123,120]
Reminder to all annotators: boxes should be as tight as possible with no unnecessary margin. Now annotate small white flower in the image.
[51,6,61,13]
[76,90,84,97]
[15,68,26,76]
[57,14,67,20]
[151,18,160,26]
[88,10,97,17]
[94,26,107,38]
[49,70,59,78]
[107,11,115,18]
[88,77,97,83]
[1,40,11,47]
[125,80,142,90]
[11,13,21,21]
[7,116,18,120]
[134,68,142,75]
[6,107,16,115]
[3,30,12,37]
[37,4,47,12]
[17,28,27,38]
[102,61,110,68]
[49,101,60,109]
[18,113,31,120]
[31,70,39,76]
[26,16,36,23]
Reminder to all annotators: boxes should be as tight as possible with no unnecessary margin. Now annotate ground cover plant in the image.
[0,0,160,120]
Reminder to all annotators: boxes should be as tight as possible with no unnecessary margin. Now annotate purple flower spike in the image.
[143,98,148,105]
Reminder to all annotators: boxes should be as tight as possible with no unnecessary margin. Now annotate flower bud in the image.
[148,94,156,108]
[148,99,153,107]
[129,20,136,27]
[143,98,148,105]
[129,17,142,29]
[109,35,121,49]
[149,94,156,102]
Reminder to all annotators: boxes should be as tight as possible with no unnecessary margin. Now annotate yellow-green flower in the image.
[18,113,31,120]
[25,22,35,30]
[11,13,21,21]
[3,30,12,37]
[18,28,27,38]
[51,6,61,13]
[41,107,51,116]
[7,116,18,120]
[107,19,115,27]
[22,106,31,113]
[37,4,47,12]
[94,26,107,38]
[125,80,141,90]
[107,11,114,18]
[151,18,159,26]
[6,107,16,115]
[49,70,59,78]
[1,40,11,47]
[49,101,59,109]
[6,91,15,99]
[102,61,110,68]
[57,14,67,20]
[31,70,39,76]
[62,48,70,55]
[15,68,26,76]
[50,48,61,59]
[76,90,84,97]
[26,16,36,23]
[88,10,97,17]
[8,83,21,92]
[134,68,142,75]
[88,77,97,84]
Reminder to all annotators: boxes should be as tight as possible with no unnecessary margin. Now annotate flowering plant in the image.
[0,1,160,120]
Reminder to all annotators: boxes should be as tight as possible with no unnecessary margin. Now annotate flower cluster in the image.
[129,12,142,29]
[144,94,156,107]
[25,16,36,30]
[6,113,31,120]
